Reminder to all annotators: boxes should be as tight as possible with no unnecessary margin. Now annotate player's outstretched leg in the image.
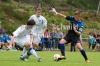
[20,52,30,61]
[20,47,29,59]
[20,48,42,62]
[29,48,42,62]
[22,47,27,55]
[76,43,90,63]
[58,44,66,60]
[80,49,90,63]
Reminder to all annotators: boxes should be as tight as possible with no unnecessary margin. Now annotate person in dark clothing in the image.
[51,8,90,63]
[96,32,100,51]
[70,42,76,52]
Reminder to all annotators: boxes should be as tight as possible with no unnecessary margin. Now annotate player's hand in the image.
[7,45,12,50]
[73,27,77,32]
[40,33,44,38]
[51,8,58,15]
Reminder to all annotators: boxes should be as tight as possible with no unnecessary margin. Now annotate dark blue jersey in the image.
[66,16,84,33]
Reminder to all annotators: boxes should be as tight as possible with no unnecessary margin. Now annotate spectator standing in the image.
[96,32,100,51]
[56,30,62,49]
[70,42,76,52]
[44,30,49,50]
[52,30,58,50]
[88,32,95,50]
[41,35,45,50]
[92,33,97,51]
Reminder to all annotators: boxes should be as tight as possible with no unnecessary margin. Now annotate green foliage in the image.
[91,22,98,28]
[88,21,100,30]
[0,4,13,15]
[84,23,89,28]
[6,24,19,34]
[0,0,100,37]
[42,0,55,5]
[67,0,99,10]
[12,12,29,21]
[97,26,100,30]
[0,12,6,20]
[24,8,30,12]
[70,11,74,16]
[14,0,30,3]
[82,33,87,38]
[1,0,11,2]
[73,2,86,10]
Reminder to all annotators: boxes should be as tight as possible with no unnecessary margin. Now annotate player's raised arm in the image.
[52,8,66,18]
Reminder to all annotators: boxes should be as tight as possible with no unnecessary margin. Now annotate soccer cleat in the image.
[25,56,29,59]
[86,60,90,63]
[20,55,29,59]
[58,56,66,61]
[38,57,42,62]
[20,56,28,61]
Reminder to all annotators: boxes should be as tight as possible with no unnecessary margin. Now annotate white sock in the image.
[22,47,27,55]
[29,48,39,60]
[21,52,28,58]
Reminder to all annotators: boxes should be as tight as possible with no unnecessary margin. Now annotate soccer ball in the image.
[53,54,60,61]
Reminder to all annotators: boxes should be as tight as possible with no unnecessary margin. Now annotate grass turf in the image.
[0,51,99,66]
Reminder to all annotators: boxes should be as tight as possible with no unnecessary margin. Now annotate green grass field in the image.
[0,51,99,66]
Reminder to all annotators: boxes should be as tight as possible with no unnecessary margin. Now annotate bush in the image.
[1,0,11,2]
[89,21,99,29]
[6,24,19,34]
[0,12,6,20]
[12,11,30,23]
[67,0,98,10]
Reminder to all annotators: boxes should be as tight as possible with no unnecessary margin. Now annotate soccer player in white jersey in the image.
[30,8,47,47]
[21,8,47,60]
[7,19,41,62]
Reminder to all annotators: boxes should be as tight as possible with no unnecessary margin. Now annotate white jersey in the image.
[13,25,32,38]
[29,14,47,35]
[13,25,32,47]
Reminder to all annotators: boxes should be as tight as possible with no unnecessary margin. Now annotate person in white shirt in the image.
[21,8,47,60]
[7,19,41,62]
[30,8,47,47]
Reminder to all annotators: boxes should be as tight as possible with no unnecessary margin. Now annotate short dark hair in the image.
[27,19,35,25]
[36,8,42,11]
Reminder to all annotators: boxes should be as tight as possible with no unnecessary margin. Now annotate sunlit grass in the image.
[0,51,99,66]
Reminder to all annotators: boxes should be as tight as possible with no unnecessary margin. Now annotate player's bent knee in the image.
[24,42,31,47]
[59,39,66,44]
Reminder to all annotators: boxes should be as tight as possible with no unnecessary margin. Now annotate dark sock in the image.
[80,49,88,60]
[0,47,1,49]
[59,44,65,56]
[27,52,31,56]
[0,45,3,49]
[58,44,60,49]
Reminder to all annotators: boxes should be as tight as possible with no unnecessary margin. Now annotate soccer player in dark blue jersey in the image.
[52,8,90,63]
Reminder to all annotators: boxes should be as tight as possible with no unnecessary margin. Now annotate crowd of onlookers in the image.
[88,32,100,51]
[0,28,10,51]
[0,28,100,52]
[0,28,66,51]
[0,28,23,51]
[36,29,66,51]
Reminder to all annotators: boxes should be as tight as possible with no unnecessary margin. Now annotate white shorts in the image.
[33,36,41,45]
[14,36,30,48]
[33,34,41,45]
